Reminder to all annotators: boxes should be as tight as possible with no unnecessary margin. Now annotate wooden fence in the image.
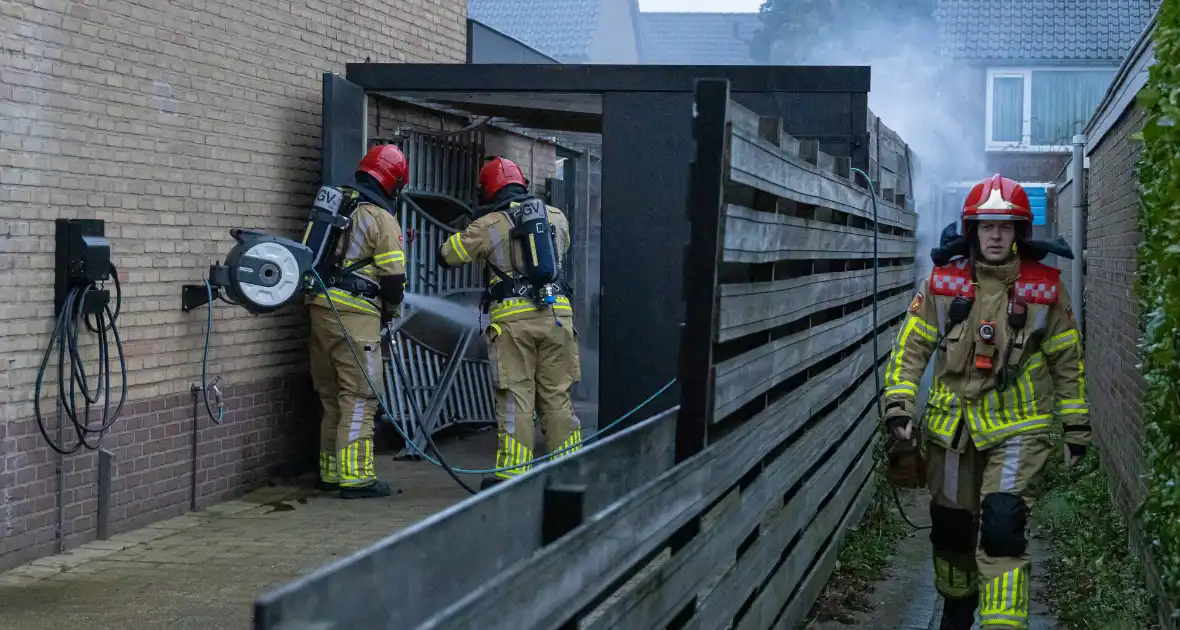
[252,77,918,630]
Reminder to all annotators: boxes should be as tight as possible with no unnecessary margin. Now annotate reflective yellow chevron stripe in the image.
[980,568,1029,628]
[339,440,376,487]
[495,434,533,479]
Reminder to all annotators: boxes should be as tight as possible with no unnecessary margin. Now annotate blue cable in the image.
[200,280,224,424]
[310,270,674,474]
[196,269,672,476]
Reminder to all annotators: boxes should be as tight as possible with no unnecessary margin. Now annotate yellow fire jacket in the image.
[884,257,1091,453]
[438,201,573,324]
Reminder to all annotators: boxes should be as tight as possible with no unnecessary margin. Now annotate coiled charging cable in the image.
[34,263,129,455]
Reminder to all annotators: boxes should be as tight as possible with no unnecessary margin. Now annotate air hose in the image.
[34,263,129,455]
[850,167,930,532]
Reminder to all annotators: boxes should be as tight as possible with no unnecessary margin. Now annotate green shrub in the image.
[1135,0,1180,609]
[1035,447,1156,628]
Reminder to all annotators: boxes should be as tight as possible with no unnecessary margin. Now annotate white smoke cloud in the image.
[793,14,988,280]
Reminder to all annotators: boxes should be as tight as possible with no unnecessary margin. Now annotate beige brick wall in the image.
[0,0,466,567]
[1085,104,1147,515]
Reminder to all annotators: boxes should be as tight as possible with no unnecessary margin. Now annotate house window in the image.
[985,68,1117,151]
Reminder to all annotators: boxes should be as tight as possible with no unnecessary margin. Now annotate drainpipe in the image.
[1070,134,1086,336]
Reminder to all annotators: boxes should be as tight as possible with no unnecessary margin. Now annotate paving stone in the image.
[0,432,490,629]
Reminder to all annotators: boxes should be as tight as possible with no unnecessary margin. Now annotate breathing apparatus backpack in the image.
[300,184,363,290]
[505,197,562,307]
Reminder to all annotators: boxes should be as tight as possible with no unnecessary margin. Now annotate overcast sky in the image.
[638,0,762,12]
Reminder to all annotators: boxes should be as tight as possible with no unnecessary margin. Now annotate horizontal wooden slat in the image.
[738,430,875,629]
[727,129,917,232]
[718,264,917,341]
[583,355,886,628]
[684,371,881,630]
[409,360,862,630]
[722,205,916,264]
[253,407,680,630]
[773,453,875,629]
[713,293,907,418]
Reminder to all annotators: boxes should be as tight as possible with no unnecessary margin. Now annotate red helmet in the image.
[961,174,1032,234]
[478,157,528,202]
[357,144,409,196]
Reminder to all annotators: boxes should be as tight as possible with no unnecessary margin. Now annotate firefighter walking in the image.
[883,175,1091,629]
[438,156,583,491]
[308,144,408,499]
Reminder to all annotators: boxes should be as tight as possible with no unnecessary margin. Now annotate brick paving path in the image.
[0,430,493,630]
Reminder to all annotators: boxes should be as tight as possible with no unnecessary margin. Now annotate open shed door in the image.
[322,73,366,186]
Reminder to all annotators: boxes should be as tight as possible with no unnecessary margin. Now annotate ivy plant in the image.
[1135,0,1180,607]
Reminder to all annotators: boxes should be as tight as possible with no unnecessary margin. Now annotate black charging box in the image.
[55,219,111,317]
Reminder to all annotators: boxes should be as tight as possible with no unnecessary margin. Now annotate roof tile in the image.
[637,12,761,65]
[468,0,605,62]
[935,0,1159,61]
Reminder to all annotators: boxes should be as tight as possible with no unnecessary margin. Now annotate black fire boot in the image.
[339,479,394,499]
[480,477,504,492]
[939,594,978,630]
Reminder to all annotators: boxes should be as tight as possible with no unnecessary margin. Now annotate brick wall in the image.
[1084,103,1147,515]
[0,0,467,570]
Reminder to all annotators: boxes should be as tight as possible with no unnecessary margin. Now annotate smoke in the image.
[792,11,987,281]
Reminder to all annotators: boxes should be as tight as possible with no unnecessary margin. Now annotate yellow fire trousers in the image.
[485,315,583,479]
[309,304,383,488]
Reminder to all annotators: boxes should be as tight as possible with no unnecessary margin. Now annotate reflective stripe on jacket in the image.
[884,257,1091,452]
[438,201,573,323]
[308,201,405,317]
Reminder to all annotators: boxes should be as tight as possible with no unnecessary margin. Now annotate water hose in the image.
[198,271,673,494]
[850,167,930,532]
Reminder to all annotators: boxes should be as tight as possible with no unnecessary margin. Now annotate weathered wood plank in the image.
[723,205,916,264]
[713,293,907,418]
[728,128,917,232]
[683,374,881,630]
[253,407,680,630]
[718,264,917,341]
[739,437,876,630]
[773,461,875,629]
[410,362,853,630]
[583,353,888,629]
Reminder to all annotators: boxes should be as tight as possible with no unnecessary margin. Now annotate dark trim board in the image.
[328,64,875,429]
[346,63,871,94]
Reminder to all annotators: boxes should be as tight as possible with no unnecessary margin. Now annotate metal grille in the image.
[369,124,495,447]
[382,330,494,452]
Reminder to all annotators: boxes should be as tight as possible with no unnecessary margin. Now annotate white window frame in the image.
[984,66,1116,153]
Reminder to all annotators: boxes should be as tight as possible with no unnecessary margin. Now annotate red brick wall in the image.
[1084,104,1147,515]
[0,0,467,570]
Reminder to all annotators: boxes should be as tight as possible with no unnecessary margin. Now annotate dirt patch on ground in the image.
[804,486,934,630]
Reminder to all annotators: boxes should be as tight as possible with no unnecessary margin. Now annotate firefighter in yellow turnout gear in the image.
[438,157,583,491]
[884,175,1091,629]
[308,144,408,499]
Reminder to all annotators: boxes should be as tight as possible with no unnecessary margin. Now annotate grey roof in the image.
[467,0,604,62]
[935,0,1160,61]
[638,12,761,65]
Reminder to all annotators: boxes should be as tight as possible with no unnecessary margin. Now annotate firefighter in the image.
[883,174,1091,629]
[437,156,583,491]
[308,144,408,499]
